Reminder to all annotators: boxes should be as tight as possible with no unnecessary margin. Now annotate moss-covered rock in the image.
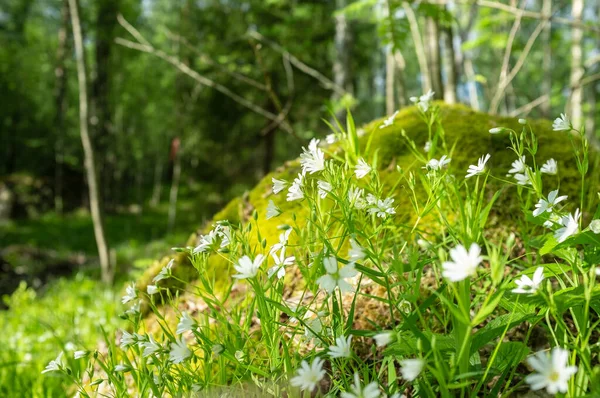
[136,103,597,308]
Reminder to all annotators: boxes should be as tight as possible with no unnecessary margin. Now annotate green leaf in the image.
[492,342,530,373]
[540,235,558,255]
[471,313,538,353]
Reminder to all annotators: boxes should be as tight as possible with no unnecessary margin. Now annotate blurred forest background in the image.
[0,0,599,392]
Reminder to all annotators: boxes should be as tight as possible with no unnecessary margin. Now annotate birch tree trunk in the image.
[540,0,552,117]
[394,51,408,108]
[402,2,431,94]
[68,0,112,283]
[332,0,352,119]
[386,48,396,114]
[568,0,584,129]
[443,22,458,104]
[426,17,443,99]
[167,143,181,233]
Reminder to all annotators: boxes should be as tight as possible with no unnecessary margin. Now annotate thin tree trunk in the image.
[53,0,69,214]
[149,159,163,207]
[402,2,431,93]
[540,0,552,117]
[456,2,480,110]
[464,58,480,110]
[332,0,353,119]
[426,17,443,99]
[393,50,408,107]
[167,149,181,233]
[68,0,112,283]
[443,22,458,104]
[386,48,396,114]
[568,0,584,129]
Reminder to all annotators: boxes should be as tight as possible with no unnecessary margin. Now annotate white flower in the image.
[169,337,191,364]
[424,141,432,153]
[216,224,232,248]
[41,352,63,374]
[355,158,371,179]
[348,187,367,209]
[290,358,326,392]
[270,228,293,254]
[142,335,161,357]
[176,312,195,335]
[153,259,173,283]
[328,335,352,359]
[552,113,571,131]
[287,173,304,202]
[235,350,245,362]
[544,213,562,229]
[193,229,218,253]
[147,285,159,295]
[126,300,140,315]
[74,350,87,359]
[518,118,527,125]
[489,127,503,134]
[121,283,137,304]
[300,139,325,174]
[533,190,568,217]
[272,178,287,194]
[268,246,295,280]
[400,358,425,381]
[317,180,332,199]
[513,267,545,294]
[348,238,365,262]
[555,209,580,243]
[120,330,137,349]
[426,155,451,171]
[380,110,399,129]
[266,200,281,220]
[317,256,358,293]
[466,154,491,179]
[410,90,435,112]
[367,195,396,218]
[508,156,526,174]
[233,254,265,279]
[114,364,128,372]
[525,347,577,394]
[540,159,558,175]
[514,172,531,186]
[326,133,337,144]
[373,331,393,347]
[590,219,600,234]
[341,373,380,398]
[441,243,483,282]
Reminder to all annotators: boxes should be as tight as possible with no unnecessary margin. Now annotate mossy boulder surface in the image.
[138,103,595,295]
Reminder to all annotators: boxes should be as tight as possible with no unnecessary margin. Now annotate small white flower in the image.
[555,209,580,243]
[513,267,545,294]
[300,139,325,174]
[426,155,451,171]
[341,373,380,398]
[235,350,245,362]
[441,243,483,282]
[41,352,63,374]
[270,228,293,254]
[326,133,337,144]
[176,312,195,335]
[355,158,372,179]
[268,246,295,280]
[348,238,365,262]
[508,156,526,174]
[348,187,367,209]
[74,350,87,359]
[120,330,137,349]
[126,300,141,315]
[533,190,568,217]
[540,159,558,175]
[489,127,503,134]
[290,358,326,392]
[380,110,399,129]
[465,154,491,179]
[272,178,287,194]
[410,90,435,112]
[518,118,527,125]
[153,259,173,283]
[233,254,265,279]
[317,256,358,293]
[317,180,332,199]
[287,173,304,202]
[169,337,191,364]
[193,229,218,254]
[514,172,531,186]
[142,335,161,357]
[114,364,129,372]
[328,335,352,359]
[400,358,425,381]
[367,195,396,219]
[543,213,562,228]
[266,200,281,220]
[525,347,577,394]
[147,285,159,295]
[552,113,571,131]
[589,219,600,234]
[424,141,432,153]
[373,331,393,347]
[121,283,137,304]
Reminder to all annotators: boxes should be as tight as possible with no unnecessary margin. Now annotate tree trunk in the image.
[402,2,431,94]
[426,17,443,99]
[443,22,458,104]
[68,0,112,283]
[53,0,69,214]
[149,158,163,207]
[332,0,353,119]
[393,51,408,108]
[386,48,396,114]
[167,143,181,233]
[568,0,584,129]
[540,0,552,117]
[464,58,480,110]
